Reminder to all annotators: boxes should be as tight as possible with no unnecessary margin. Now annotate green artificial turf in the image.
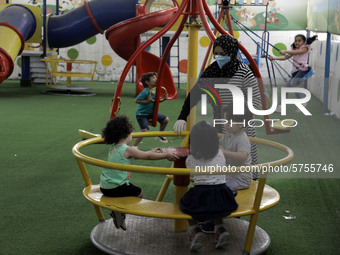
[0,80,339,254]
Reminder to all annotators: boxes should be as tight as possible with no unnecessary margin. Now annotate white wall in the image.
[309,39,340,118]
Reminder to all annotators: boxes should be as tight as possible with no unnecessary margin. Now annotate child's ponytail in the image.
[306,35,318,45]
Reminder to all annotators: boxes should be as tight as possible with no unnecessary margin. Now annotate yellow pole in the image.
[174,186,188,231]
[173,18,202,232]
[185,19,202,135]
[76,158,105,221]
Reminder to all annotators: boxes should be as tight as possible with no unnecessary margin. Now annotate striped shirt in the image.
[178,62,260,165]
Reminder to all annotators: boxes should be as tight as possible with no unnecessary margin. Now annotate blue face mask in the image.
[215,55,231,69]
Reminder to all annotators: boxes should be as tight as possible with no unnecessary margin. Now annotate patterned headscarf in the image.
[213,34,239,60]
[201,34,240,79]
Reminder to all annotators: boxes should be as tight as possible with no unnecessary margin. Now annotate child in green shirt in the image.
[100,115,179,230]
[133,72,169,148]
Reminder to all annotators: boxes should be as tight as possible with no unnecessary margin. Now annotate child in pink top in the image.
[269,34,317,112]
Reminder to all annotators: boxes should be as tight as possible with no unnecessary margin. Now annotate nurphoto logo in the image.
[200,84,312,128]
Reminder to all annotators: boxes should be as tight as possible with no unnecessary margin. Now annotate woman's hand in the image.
[173,120,187,134]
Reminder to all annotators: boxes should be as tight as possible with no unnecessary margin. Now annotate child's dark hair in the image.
[190,121,219,160]
[223,103,252,127]
[102,115,133,144]
[141,72,157,88]
[291,34,317,49]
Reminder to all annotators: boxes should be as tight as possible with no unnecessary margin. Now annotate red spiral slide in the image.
[105,6,177,99]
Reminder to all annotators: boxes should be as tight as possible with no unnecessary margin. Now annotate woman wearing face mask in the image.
[173,34,261,168]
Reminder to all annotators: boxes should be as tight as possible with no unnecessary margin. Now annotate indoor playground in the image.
[0,0,339,254]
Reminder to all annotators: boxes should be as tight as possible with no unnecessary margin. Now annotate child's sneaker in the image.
[189,227,205,251]
[154,136,168,143]
[110,211,126,231]
[215,226,230,249]
[200,221,215,234]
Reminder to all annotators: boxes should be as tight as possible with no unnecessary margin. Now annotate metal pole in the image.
[323,32,331,112]
[42,0,47,58]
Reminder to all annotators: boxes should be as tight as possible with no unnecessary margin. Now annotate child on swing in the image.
[133,72,169,148]
[269,34,317,112]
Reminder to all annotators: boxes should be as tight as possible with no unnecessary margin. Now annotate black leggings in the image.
[100,183,142,197]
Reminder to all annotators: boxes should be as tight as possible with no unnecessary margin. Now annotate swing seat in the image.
[304,66,315,79]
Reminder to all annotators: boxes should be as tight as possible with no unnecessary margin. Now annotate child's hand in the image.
[166,153,180,161]
[219,146,229,157]
[152,148,162,153]
[147,95,153,102]
[268,55,273,61]
[279,50,286,55]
